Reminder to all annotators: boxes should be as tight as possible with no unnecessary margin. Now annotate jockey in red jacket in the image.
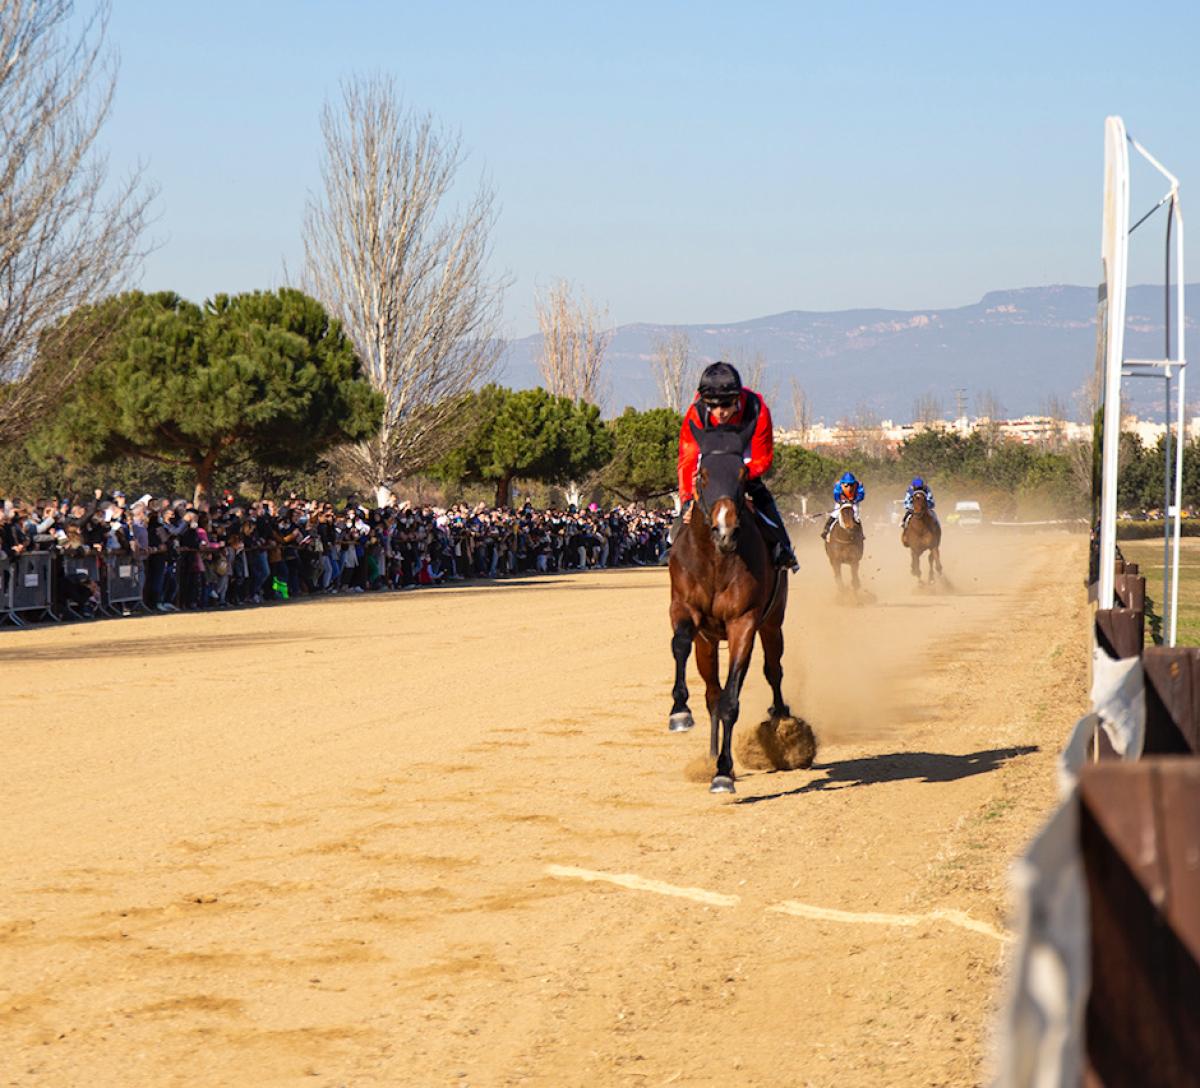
[675,361,799,572]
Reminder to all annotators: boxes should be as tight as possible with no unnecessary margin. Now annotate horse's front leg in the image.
[910,547,920,578]
[711,618,756,794]
[694,634,721,750]
[668,606,696,732]
[850,559,862,591]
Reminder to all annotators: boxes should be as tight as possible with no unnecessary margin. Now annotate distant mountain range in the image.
[498,284,1199,424]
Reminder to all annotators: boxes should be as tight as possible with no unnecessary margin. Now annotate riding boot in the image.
[748,488,799,572]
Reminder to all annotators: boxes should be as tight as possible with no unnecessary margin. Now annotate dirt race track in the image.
[1,529,1088,1087]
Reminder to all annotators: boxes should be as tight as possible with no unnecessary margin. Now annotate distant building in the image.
[774,413,1198,451]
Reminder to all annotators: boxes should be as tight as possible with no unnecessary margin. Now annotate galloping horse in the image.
[667,423,788,794]
[824,502,864,592]
[901,489,942,583]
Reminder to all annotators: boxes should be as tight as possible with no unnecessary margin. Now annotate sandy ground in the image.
[0,527,1088,1087]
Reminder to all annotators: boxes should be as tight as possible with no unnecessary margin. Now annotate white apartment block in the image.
[776,415,1200,451]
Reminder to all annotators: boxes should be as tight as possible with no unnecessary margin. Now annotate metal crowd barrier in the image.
[104,553,145,615]
[60,552,102,620]
[6,552,59,626]
[0,555,11,626]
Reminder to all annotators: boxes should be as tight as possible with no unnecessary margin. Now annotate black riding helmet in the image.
[698,361,743,406]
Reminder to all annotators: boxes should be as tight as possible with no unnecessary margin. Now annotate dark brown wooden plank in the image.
[1142,648,1199,755]
[1080,762,1200,1087]
[1158,762,1200,962]
[1115,573,1146,613]
[1095,607,1145,658]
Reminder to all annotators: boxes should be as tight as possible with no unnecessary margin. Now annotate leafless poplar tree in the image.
[1074,369,1102,425]
[650,330,690,412]
[913,393,943,426]
[0,0,154,446]
[1041,394,1070,450]
[720,345,773,403]
[790,378,811,438]
[743,351,771,400]
[851,403,889,459]
[535,279,610,405]
[302,75,506,502]
[975,390,1004,449]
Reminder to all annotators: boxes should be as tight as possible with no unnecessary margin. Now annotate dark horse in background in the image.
[667,421,789,794]
[824,501,864,594]
[901,489,942,584]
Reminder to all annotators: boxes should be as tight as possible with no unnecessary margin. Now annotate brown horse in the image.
[824,502,864,592]
[901,489,942,583]
[668,425,789,794]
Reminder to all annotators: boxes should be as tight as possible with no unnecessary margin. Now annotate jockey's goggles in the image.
[703,395,739,408]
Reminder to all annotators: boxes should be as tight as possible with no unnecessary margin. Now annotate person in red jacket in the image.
[675,361,799,572]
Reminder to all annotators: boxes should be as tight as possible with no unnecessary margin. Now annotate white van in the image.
[954,500,983,527]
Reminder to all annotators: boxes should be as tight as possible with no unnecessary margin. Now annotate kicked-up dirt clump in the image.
[735,715,817,770]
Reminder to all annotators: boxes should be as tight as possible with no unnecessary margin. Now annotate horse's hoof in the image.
[709,775,736,794]
[668,711,695,733]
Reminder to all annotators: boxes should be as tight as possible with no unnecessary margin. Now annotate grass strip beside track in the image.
[1120,537,1200,646]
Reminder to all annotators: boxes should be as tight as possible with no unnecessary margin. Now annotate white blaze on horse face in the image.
[712,500,737,551]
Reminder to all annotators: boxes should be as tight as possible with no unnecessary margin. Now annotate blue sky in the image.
[102,0,1199,337]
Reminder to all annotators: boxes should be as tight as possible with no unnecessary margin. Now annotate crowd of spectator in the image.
[0,490,673,620]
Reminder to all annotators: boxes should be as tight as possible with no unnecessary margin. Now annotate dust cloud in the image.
[770,525,1059,748]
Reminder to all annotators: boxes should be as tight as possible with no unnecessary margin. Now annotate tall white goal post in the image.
[1096,116,1186,645]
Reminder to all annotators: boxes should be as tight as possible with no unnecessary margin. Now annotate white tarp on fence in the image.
[995,639,1145,1086]
[993,796,1088,1088]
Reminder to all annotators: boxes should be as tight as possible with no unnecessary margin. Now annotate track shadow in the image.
[734,745,1039,805]
[0,630,341,663]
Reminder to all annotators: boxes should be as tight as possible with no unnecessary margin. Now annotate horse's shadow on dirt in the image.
[734,745,1038,805]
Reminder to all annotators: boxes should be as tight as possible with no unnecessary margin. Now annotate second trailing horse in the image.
[901,489,942,583]
[824,502,864,592]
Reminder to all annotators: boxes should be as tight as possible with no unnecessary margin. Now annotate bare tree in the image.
[851,401,889,459]
[1065,438,1094,508]
[302,75,506,503]
[650,329,690,412]
[790,378,811,438]
[975,389,1004,449]
[913,393,943,426]
[1074,367,1103,426]
[743,351,771,401]
[1041,394,1070,450]
[0,0,154,446]
[720,345,774,404]
[535,279,610,405]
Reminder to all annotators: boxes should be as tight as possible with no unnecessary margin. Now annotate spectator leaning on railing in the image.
[0,491,673,624]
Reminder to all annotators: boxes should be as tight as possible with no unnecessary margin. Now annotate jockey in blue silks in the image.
[902,476,936,529]
[821,471,865,540]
